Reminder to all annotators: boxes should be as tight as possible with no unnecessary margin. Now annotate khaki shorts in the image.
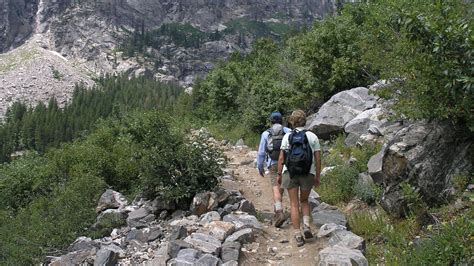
[268,164,279,187]
[281,172,315,191]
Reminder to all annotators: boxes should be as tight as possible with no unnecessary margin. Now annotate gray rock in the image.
[368,125,383,136]
[306,87,378,139]
[378,121,473,217]
[225,191,245,206]
[50,249,94,265]
[238,199,257,215]
[224,228,254,244]
[317,223,347,238]
[221,242,241,262]
[127,208,151,228]
[196,254,221,266]
[96,189,128,213]
[68,237,98,252]
[235,139,245,147]
[344,108,385,146]
[199,211,221,225]
[126,228,148,243]
[167,258,194,266]
[190,192,218,216]
[319,245,368,266]
[184,233,222,255]
[314,202,338,212]
[223,213,262,230]
[151,196,176,213]
[168,240,193,258]
[368,151,384,184]
[146,243,169,266]
[312,210,347,227]
[214,188,232,207]
[94,248,119,266]
[310,190,321,201]
[176,248,201,263]
[328,230,365,251]
[218,203,239,217]
[309,197,321,211]
[222,261,239,266]
[170,225,188,241]
[207,221,235,242]
[146,227,163,242]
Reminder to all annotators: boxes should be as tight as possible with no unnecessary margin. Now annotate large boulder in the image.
[190,192,218,216]
[318,245,368,266]
[306,87,378,139]
[68,237,98,252]
[312,203,347,227]
[223,213,262,230]
[224,228,254,244]
[221,242,240,262]
[94,247,119,266]
[96,189,128,213]
[344,108,385,146]
[328,230,365,251]
[49,249,95,266]
[375,121,473,217]
[127,208,154,228]
[183,233,222,255]
[206,221,235,242]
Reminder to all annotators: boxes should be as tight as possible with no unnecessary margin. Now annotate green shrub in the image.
[317,165,358,204]
[0,111,224,264]
[351,143,380,172]
[361,0,473,130]
[404,214,473,265]
[353,179,382,205]
[452,173,471,193]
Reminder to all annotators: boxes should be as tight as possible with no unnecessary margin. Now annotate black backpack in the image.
[284,129,313,177]
[266,124,284,161]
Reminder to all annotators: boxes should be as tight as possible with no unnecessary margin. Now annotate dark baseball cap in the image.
[269,112,282,121]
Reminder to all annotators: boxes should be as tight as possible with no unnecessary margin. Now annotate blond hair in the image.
[289,109,306,128]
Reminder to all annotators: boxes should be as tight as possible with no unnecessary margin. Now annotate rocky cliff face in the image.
[0,0,38,51]
[0,0,337,117]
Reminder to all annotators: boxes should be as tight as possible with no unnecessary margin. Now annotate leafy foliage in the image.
[349,206,473,265]
[317,165,359,204]
[0,111,224,264]
[360,0,473,129]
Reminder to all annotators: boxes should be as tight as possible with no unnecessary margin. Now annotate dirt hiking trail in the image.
[221,148,327,266]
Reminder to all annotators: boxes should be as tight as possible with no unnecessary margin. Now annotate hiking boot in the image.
[295,233,305,247]
[303,224,313,239]
[274,210,286,228]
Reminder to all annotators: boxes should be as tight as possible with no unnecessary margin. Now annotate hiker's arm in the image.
[314,151,321,187]
[256,133,266,177]
[277,150,284,184]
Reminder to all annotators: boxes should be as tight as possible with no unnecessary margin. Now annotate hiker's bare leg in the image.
[272,185,284,205]
[288,187,300,230]
[300,189,311,217]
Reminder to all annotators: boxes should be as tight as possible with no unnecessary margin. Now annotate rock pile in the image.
[48,187,262,265]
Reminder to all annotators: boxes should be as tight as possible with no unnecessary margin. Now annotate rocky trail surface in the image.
[221,147,327,265]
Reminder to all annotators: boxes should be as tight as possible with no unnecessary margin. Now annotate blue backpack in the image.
[285,129,313,177]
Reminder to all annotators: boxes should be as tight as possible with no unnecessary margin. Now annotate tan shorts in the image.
[268,164,279,187]
[281,172,315,191]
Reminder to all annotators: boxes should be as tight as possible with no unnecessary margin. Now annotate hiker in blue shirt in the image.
[256,112,291,227]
